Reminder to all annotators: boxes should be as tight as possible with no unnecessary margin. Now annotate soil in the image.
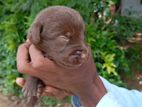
[0,93,16,107]
[121,34,142,91]
[121,72,142,90]
[0,93,72,107]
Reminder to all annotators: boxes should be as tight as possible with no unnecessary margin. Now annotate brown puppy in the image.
[22,6,89,107]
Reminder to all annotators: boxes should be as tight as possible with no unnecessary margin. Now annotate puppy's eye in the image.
[59,35,69,42]
[66,32,72,39]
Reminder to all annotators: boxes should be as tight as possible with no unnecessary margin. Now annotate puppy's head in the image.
[28,6,89,68]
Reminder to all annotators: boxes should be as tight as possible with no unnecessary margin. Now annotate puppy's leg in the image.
[22,76,39,97]
[22,76,41,107]
[17,96,41,107]
[25,96,41,107]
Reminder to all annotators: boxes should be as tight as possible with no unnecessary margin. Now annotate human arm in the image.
[72,93,123,107]
[72,76,142,107]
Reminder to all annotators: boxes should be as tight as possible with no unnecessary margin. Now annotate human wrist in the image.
[79,76,107,107]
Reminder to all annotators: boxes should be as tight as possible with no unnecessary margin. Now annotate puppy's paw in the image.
[37,82,45,97]
[22,76,39,97]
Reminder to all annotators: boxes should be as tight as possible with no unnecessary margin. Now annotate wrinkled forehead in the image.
[37,7,85,39]
[46,10,85,31]
[46,19,84,40]
[39,6,84,23]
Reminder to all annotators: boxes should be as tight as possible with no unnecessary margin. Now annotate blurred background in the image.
[0,0,142,107]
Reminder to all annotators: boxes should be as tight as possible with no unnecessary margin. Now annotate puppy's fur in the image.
[22,6,89,107]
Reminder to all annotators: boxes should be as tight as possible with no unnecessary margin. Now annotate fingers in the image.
[16,42,30,64]
[26,39,31,43]
[16,78,25,87]
[29,45,44,67]
[16,77,71,100]
[17,42,36,75]
[29,45,54,69]
[16,42,30,73]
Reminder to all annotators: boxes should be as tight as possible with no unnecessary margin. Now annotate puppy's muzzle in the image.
[69,46,88,65]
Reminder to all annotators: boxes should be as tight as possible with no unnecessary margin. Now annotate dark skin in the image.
[16,41,107,107]
[16,77,71,100]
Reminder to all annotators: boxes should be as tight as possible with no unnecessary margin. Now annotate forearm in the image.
[79,76,107,107]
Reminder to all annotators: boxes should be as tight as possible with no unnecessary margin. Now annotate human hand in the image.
[17,43,95,94]
[16,41,72,99]
[17,42,106,107]
[16,77,72,100]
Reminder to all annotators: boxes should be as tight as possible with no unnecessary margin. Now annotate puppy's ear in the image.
[27,22,43,45]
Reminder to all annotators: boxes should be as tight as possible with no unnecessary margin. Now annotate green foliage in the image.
[41,97,60,107]
[0,0,142,106]
[40,96,70,107]
[114,16,142,42]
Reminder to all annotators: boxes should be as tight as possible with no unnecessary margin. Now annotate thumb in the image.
[16,77,26,87]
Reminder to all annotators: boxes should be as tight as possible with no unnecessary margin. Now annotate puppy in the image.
[22,6,89,107]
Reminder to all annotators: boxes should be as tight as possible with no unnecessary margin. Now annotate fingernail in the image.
[16,78,25,87]
[26,39,30,42]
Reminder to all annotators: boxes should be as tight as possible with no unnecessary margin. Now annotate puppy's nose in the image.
[75,50,82,55]
[74,49,86,59]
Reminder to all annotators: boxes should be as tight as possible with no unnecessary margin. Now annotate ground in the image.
[0,93,16,107]
[0,93,72,107]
